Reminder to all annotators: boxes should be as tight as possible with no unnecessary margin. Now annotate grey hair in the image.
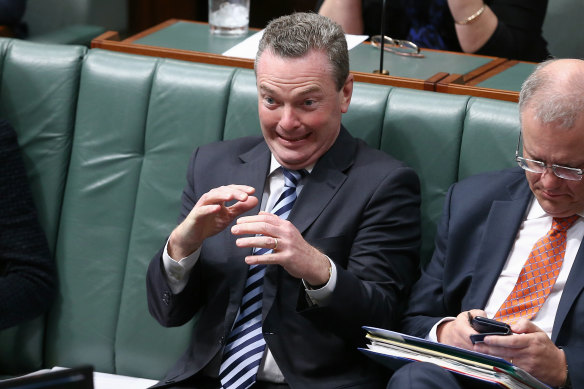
[519,59,584,129]
[255,12,349,91]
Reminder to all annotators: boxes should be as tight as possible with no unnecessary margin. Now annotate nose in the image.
[279,105,300,131]
[539,166,563,188]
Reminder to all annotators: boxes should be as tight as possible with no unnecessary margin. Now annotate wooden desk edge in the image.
[91,36,256,69]
[435,83,519,102]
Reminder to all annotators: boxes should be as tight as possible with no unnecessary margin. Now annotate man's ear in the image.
[340,74,354,113]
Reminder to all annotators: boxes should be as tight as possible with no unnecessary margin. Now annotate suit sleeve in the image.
[300,164,421,343]
[146,149,206,327]
[0,120,56,330]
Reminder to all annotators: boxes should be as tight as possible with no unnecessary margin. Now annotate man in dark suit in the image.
[146,12,421,389]
[387,59,584,388]
[0,119,55,329]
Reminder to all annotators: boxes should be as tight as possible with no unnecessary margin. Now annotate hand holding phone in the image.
[468,315,512,344]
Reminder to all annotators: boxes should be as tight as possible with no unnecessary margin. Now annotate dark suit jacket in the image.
[402,167,584,387]
[0,119,55,330]
[147,127,421,388]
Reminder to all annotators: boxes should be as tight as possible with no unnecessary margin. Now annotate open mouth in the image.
[278,133,310,143]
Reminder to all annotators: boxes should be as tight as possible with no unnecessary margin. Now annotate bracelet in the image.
[455,4,486,25]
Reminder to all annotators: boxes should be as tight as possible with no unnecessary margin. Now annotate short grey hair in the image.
[519,59,584,129]
[255,12,349,91]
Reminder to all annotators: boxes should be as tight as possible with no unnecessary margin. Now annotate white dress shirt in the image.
[429,198,584,341]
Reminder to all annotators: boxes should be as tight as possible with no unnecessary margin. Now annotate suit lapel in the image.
[467,176,532,309]
[287,127,356,234]
[552,241,584,341]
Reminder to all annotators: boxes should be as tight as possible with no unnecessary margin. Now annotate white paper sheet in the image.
[1,367,158,389]
[94,371,158,389]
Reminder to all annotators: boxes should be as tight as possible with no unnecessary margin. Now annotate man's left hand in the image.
[232,211,331,286]
[473,319,567,387]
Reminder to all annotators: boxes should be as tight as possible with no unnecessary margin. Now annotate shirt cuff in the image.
[162,239,200,294]
[303,256,337,306]
[427,317,456,342]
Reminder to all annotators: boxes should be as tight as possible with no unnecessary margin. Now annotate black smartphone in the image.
[469,315,512,344]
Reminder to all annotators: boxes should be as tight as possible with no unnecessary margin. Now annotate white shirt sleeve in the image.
[161,239,201,294]
[303,256,337,306]
[427,317,456,342]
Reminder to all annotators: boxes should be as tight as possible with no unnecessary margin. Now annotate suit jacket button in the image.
[162,291,171,305]
[219,336,225,345]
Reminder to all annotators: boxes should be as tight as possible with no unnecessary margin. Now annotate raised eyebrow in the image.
[298,85,323,96]
[259,84,275,95]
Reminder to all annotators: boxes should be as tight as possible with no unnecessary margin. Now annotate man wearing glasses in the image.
[387,58,584,389]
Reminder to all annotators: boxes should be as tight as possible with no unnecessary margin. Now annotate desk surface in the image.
[93,19,535,102]
[131,20,255,55]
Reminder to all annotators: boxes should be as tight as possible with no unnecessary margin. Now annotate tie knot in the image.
[552,215,579,232]
[281,168,305,188]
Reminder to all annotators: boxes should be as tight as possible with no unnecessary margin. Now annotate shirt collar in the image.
[269,154,314,176]
[528,197,584,219]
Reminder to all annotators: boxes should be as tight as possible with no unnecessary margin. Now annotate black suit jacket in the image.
[147,127,421,388]
[0,119,55,330]
[402,167,584,387]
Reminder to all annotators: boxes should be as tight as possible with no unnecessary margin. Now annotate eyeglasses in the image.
[515,132,583,181]
[370,35,425,58]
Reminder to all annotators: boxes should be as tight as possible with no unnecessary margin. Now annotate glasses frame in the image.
[370,35,425,58]
[515,132,583,181]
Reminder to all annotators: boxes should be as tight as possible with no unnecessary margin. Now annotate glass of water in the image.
[208,0,250,36]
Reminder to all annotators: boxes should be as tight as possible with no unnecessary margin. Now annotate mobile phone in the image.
[469,316,512,344]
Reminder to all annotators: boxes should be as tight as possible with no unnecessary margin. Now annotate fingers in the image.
[197,185,256,208]
[510,317,539,334]
[232,213,283,236]
[236,235,278,252]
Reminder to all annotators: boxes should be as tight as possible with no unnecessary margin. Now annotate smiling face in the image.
[255,49,353,170]
[522,107,584,217]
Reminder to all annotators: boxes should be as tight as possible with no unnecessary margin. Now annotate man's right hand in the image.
[168,185,258,260]
[437,309,487,350]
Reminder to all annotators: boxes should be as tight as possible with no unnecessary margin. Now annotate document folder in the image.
[360,326,550,389]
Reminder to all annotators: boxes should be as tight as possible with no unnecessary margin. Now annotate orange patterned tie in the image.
[494,215,579,325]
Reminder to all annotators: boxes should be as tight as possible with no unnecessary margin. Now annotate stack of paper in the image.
[360,326,550,389]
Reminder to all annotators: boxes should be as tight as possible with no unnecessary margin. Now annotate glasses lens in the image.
[390,40,417,54]
[554,166,583,181]
[517,157,545,173]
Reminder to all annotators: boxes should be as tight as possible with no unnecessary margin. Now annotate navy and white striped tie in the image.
[219,168,303,389]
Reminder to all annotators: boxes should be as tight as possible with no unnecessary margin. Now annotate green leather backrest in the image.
[381,89,470,265]
[459,98,520,179]
[43,50,235,378]
[0,38,86,375]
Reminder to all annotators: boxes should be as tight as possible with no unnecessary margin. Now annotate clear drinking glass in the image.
[208,0,250,36]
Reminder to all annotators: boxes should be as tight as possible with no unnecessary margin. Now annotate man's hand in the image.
[437,309,487,350]
[232,211,331,286]
[168,185,258,260]
[474,319,568,387]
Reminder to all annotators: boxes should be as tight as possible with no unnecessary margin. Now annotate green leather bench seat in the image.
[0,38,520,380]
